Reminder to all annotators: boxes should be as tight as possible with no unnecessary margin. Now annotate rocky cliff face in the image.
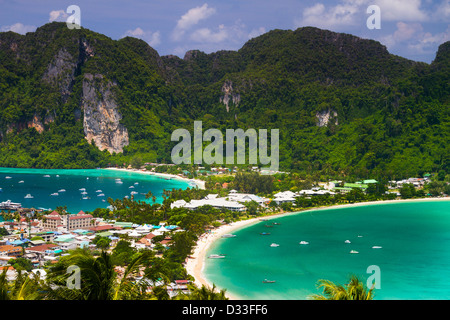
[81,73,129,153]
[316,109,338,127]
[220,80,240,112]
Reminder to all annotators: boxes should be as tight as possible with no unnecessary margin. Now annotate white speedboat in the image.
[5,176,12,179]
[18,180,24,183]
[129,186,134,189]
[208,254,226,259]
[350,250,359,254]
[43,175,50,178]
[97,193,105,197]
[222,234,236,238]
[50,193,59,196]
[58,189,66,192]
[345,240,351,244]
[299,241,309,245]
[372,246,382,249]
[270,243,280,247]
[79,188,86,191]
[96,190,102,193]
[130,191,138,195]
[24,194,34,199]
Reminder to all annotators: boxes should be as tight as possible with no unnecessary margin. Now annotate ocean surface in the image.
[204,200,450,300]
[0,167,192,216]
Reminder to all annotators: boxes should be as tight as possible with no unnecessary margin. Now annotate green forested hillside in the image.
[0,22,448,180]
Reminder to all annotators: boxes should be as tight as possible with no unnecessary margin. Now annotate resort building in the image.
[0,245,22,257]
[41,211,94,231]
[172,194,246,212]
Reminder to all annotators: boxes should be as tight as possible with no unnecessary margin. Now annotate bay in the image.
[204,200,450,300]
[0,167,192,215]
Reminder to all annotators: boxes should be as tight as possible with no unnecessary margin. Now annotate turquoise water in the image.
[204,200,450,300]
[0,167,192,215]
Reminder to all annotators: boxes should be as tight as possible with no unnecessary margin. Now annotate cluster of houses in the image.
[170,190,270,212]
[0,209,189,293]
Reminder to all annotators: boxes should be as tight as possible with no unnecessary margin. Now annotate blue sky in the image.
[0,0,448,63]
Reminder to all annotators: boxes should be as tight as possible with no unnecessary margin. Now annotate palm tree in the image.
[0,268,43,300]
[45,249,152,300]
[310,275,375,300]
[177,283,229,300]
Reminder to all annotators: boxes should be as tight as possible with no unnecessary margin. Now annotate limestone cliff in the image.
[220,80,240,112]
[316,109,338,127]
[81,74,129,153]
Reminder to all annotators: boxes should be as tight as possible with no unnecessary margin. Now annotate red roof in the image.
[89,225,115,232]
[68,211,93,220]
[45,211,62,220]
[26,244,58,252]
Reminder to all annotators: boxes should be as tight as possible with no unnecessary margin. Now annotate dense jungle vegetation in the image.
[0,23,448,180]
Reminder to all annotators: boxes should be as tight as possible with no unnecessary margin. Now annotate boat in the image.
[350,250,359,254]
[221,234,236,238]
[272,222,281,225]
[130,191,138,195]
[5,176,12,179]
[262,279,276,283]
[97,193,105,197]
[116,180,123,184]
[50,193,59,196]
[0,200,22,210]
[58,189,66,192]
[82,196,89,200]
[18,180,24,184]
[270,243,280,247]
[208,254,226,259]
[79,188,86,191]
[345,240,351,244]
[372,246,382,249]
[134,182,139,185]
[81,191,88,195]
[260,232,271,235]
[129,186,134,189]
[24,194,34,199]
[0,188,2,192]
[96,190,102,193]
[299,241,309,245]
[43,175,50,178]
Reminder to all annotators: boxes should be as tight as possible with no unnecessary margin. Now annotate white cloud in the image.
[295,0,431,30]
[407,25,450,55]
[122,27,161,47]
[373,0,428,22]
[379,22,449,59]
[295,1,361,30]
[432,0,450,21]
[248,27,266,39]
[49,10,68,22]
[172,3,216,41]
[190,25,228,43]
[0,22,36,34]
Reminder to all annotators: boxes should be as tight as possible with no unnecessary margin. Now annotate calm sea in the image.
[0,167,192,216]
[204,200,450,300]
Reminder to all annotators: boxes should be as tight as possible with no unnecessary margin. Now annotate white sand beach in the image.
[184,197,450,300]
[103,167,206,189]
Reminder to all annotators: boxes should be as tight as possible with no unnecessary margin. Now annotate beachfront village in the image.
[0,164,449,300]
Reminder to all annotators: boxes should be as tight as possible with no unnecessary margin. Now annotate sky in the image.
[0,0,449,63]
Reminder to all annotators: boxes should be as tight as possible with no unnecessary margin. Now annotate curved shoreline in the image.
[187,197,450,300]
[102,167,206,189]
